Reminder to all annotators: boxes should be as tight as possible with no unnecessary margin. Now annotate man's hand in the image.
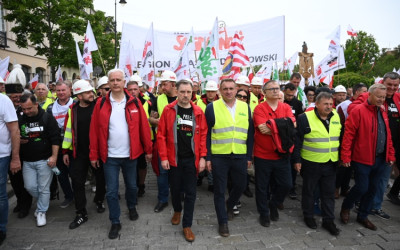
[294,163,301,172]
[247,161,252,169]
[206,161,212,172]
[145,154,152,163]
[47,155,57,168]
[258,123,271,135]
[389,161,394,166]
[63,154,70,166]
[91,160,100,169]
[9,158,21,174]
[199,158,206,173]
[343,162,351,167]
[149,111,160,127]
[161,160,170,170]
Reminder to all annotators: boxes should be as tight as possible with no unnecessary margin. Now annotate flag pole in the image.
[96,48,107,75]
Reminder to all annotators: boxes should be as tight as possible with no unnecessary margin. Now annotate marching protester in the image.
[250,76,264,105]
[235,75,256,112]
[304,86,316,109]
[191,80,201,102]
[46,81,74,207]
[96,76,109,97]
[157,79,207,242]
[253,80,296,227]
[205,78,254,237]
[294,92,341,236]
[19,93,61,227]
[89,69,152,239]
[62,80,106,230]
[149,70,178,213]
[34,83,54,110]
[333,85,347,107]
[340,83,395,231]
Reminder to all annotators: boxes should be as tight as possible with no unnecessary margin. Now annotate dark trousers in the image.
[301,161,336,221]
[56,153,73,200]
[8,161,32,212]
[342,157,388,219]
[211,155,247,224]
[169,157,197,228]
[69,155,106,214]
[390,165,400,196]
[335,165,353,192]
[254,157,292,217]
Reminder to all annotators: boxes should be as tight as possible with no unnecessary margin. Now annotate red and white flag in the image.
[221,31,250,80]
[172,28,195,80]
[0,56,10,80]
[347,25,358,37]
[56,65,63,82]
[29,74,39,89]
[83,21,98,76]
[256,63,272,83]
[328,26,341,54]
[75,39,89,80]
[140,23,154,79]
[119,40,137,82]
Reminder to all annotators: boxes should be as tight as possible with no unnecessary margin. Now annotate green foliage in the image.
[368,50,400,78]
[333,72,374,88]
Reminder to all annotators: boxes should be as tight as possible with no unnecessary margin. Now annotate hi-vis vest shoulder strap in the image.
[157,94,169,116]
[211,99,249,154]
[301,110,341,163]
[62,108,73,150]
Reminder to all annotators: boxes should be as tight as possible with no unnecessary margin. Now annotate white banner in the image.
[120,16,285,71]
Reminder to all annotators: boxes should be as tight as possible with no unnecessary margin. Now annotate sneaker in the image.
[232,205,239,215]
[60,199,73,209]
[96,201,105,213]
[236,201,242,208]
[91,186,96,193]
[34,209,38,218]
[289,189,297,199]
[69,214,88,229]
[387,192,400,205]
[371,209,390,220]
[36,212,46,227]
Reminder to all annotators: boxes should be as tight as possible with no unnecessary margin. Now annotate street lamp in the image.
[115,0,127,65]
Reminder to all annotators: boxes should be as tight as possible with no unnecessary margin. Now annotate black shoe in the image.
[208,185,214,193]
[269,203,279,221]
[304,217,317,229]
[154,202,168,213]
[322,220,340,236]
[108,223,121,239]
[96,201,105,213]
[0,231,5,246]
[218,223,229,237]
[13,205,21,213]
[243,186,253,198]
[197,177,203,186]
[288,189,297,200]
[18,210,29,219]
[129,207,139,221]
[259,215,270,227]
[69,214,88,230]
[227,208,235,221]
[138,185,145,197]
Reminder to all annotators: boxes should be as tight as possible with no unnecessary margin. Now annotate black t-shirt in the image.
[151,95,177,112]
[77,104,94,157]
[284,98,304,119]
[176,106,194,158]
[386,97,400,152]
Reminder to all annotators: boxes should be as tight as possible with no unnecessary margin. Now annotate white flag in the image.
[287,52,298,73]
[256,63,272,82]
[56,65,64,82]
[119,40,137,82]
[140,23,154,78]
[172,28,195,80]
[328,26,341,54]
[0,56,9,80]
[315,47,346,83]
[75,40,89,80]
[347,25,358,37]
[85,21,98,52]
[82,21,98,76]
[29,74,39,89]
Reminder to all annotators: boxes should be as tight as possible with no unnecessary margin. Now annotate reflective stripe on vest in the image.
[211,99,249,154]
[301,110,341,163]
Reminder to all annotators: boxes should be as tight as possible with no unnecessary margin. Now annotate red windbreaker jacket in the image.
[341,99,395,165]
[156,100,207,174]
[89,90,153,163]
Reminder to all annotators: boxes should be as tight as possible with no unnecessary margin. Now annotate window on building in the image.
[36,67,45,83]
[21,65,31,83]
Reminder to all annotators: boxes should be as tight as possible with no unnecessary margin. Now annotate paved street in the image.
[3,170,400,250]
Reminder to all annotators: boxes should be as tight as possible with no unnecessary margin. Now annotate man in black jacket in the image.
[19,94,61,227]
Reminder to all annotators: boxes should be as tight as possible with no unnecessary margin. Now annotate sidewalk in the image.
[3,170,400,250]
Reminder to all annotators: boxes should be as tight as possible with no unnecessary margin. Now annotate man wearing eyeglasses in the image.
[205,78,254,237]
[253,80,295,227]
[96,76,110,97]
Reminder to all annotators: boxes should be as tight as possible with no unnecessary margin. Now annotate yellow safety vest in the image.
[143,93,150,101]
[143,101,154,140]
[196,99,207,113]
[249,92,259,113]
[62,108,73,151]
[41,98,54,111]
[157,94,169,117]
[211,99,249,154]
[301,110,341,163]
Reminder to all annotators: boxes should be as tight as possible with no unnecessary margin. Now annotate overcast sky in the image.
[93,0,400,64]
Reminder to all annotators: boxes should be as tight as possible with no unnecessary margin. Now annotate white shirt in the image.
[108,95,130,158]
[222,98,237,122]
[0,94,18,157]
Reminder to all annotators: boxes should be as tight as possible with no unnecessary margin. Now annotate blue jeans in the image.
[104,157,138,224]
[342,157,388,219]
[23,160,53,213]
[157,157,169,203]
[372,163,392,210]
[0,156,10,232]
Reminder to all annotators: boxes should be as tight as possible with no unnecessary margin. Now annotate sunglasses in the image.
[101,87,110,91]
[236,94,248,100]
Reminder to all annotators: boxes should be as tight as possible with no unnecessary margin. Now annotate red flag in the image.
[347,25,358,37]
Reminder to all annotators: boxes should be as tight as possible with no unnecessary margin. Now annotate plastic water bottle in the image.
[52,167,61,176]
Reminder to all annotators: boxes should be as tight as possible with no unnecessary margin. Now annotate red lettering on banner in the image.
[173,35,186,50]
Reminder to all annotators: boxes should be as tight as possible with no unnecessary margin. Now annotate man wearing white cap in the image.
[250,77,264,112]
[149,70,178,212]
[333,85,347,107]
[96,76,109,98]
[236,75,258,112]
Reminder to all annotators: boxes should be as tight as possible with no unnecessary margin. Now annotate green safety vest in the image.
[211,99,249,154]
[301,110,341,163]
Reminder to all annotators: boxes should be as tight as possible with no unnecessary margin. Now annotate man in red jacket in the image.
[340,83,395,231]
[157,79,207,242]
[89,69,153,239]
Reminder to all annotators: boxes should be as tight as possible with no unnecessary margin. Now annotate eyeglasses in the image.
[236,94,248,100]
[101,87,110,91]
[265,87,280,92]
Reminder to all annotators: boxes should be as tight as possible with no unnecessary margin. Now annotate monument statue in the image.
[298,42,314,85]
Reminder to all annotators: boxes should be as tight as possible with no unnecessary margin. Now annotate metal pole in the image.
[114,0,117,66]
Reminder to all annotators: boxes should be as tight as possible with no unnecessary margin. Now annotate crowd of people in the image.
[0,64,399,244]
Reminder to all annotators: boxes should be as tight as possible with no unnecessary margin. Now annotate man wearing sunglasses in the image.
[96,76,110,97]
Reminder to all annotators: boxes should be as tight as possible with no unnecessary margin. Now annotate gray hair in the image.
[368,83,387,93]
[315,92,333,103]
[107,69,124,78]
[175,79,193,90]
[56,80,72,89]
[263,80,278,92]
[35,83,48,91]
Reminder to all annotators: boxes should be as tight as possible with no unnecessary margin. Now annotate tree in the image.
[367,45,400,77]
[343,31,380,74]
[334,72,374,88]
